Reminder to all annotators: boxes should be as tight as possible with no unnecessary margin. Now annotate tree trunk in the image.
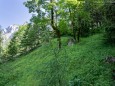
[56,30,61,48]
[50,0,61,48]
[77,17,81,43]
[77,27,80,42]
[69,8,77,43]
[72,21,77,42]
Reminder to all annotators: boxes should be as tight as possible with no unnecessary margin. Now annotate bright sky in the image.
[0,0,32,28]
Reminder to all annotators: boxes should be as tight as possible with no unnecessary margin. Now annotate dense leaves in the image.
[0,26,3,58]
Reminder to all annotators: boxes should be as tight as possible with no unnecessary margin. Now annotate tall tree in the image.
[20,23,40,52]
[0,25,3,57]
[103,1,115,43]
[65,0,91,42]
[24,0,62,48]
[50,0,61,48]
[7,33,18,59]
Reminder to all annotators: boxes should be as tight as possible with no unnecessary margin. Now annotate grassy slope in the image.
[0,34,115,86]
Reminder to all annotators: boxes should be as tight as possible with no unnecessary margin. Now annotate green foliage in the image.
[77,10,91,37]
[7,34,18,59]
[58,19,70,36]
[4,24,29,60]
[20,27,30,51]
[0,26,3,59]
[23,0,113,45]
[20,23,40,52]
[24,0,114,44]
[102,2,115,44]
[0,30,2,58]
[104,24,115,43]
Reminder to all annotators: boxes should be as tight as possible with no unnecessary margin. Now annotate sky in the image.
[0,0,32,28]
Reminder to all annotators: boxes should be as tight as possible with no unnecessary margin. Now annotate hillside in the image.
[0,34,115,86]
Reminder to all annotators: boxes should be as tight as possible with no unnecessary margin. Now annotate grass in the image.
[0,34,115,86]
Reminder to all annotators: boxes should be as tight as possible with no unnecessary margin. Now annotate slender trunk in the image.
[73,32,76,42]
[69,8,77,43]
[57,30,61,48]
[51,0,54,27]
[50,0,61,48]
[72,21,76,42]
[77,27,80,42]
[77,17,81,42]
[91,21,94,29]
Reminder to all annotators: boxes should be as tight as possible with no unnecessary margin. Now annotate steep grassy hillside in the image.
[0,34,115,86]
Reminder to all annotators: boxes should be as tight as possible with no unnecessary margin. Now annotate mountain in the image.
[2,24,19,47]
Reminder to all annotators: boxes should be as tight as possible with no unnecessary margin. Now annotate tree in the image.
[50,0,62,48]
[7,24,29,59]
[7,33,17,59]
[20,24,31,52]
[24,0,108,45]
[24,0,63,48]
[20,23,41,53]
[65,0,91,42]
[103,1,115,43]
[0,25,3,57]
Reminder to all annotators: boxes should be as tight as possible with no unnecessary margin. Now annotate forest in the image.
[0,0,115,86]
